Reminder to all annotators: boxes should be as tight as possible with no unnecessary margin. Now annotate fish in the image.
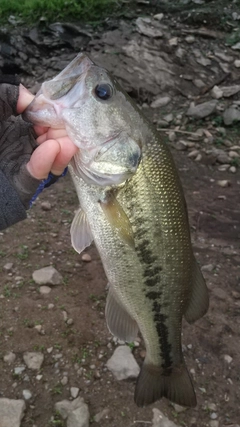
[24,53,209,407]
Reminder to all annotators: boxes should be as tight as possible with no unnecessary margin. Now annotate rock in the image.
[169,37,178,47]
[211,86,223,99]
[188,149,199,158]
[229,151,239,158]
[210,413,218,420]
[185,35,195,43]
[81,253,91,262]
[106,345,140,380]
[70,387,79,399]
[61,376,68,386]
[224,354,233,364]
[136,17,163,38]
[94,408,109,423]
[0,398,26,427]
[212,287,228,300]
[14,366,26,375]
[3,262,14,271]
[195,153,202,162]
[175,141,188,151]
[229,166,237,173]
[220,85,240,98]
[214,51,233,62]
[154,13,164,21]
[186,100,218,119]
[55,400,71,420]
[231,42,240,50]
[150,96,171,108]
[152,408,180,427]
[32,266,63,285]
[3,351,16,364]
[202,264,214,272]
[234,60,240,68]
[210,421,219,427]
[172,403,187,413]
[217,152,230,164]
[41,201,52,210]
[168,132,176,142]
[223,105,240,125]
[23,352,44,370]
[22,390,32,400]
[39,286,51,294]
[163,113,173,123]
[217,180,230,188]
[67,402,90,427]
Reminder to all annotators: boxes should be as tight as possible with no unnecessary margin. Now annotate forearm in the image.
[0,170,27,230]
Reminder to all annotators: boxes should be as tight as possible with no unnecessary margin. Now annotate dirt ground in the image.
[0,1,240,426]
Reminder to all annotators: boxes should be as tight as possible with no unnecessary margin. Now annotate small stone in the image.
[23,352,44,370]
[229,151,239,158]
[81,253,91,262]
[14,367,26,375]
[168,131,176,142]
[106,345,140,380]
[4,351,16,364]
[186,100,218,119]
[3,262,14,271]
[36,375,43,381]
[210,412,218,420]
[67,401,90,427]
[229,166,237,173]
[211,86,223,99]
[34,324,42,333]
[188,150,199,159]
[232,42,240,50]
[61,376,68,385]
[217,180,230,188]
[175,141,188,151]
[169,37,178,46]
[67,318,74,326]
[136,17,163,38]
[48,303,54,309]
[218,164,230,171]
[47,347,53,353]
[217,152,230,164]
[195,153,202,162]
[70,387,80,398]
[223,105,240,125]
[172,403,187,413]
[94,408,110,423]
[224,354,233,364]
[41,201,52,211]
[212,287,228,300]
[202,264,214,272]
[39,286,51,295]
[0,398,26,427]
[151,96,171,108]
[208,403,217,411]
[22,390,32,400]
[234,59,240,68]
[210,421,219,427]
[163,113,173,123]
[153,13,164,21]
[185,35,195,43]
[32,266,63,285]
[152,408,180,427]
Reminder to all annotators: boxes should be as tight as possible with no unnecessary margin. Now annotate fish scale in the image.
[24,52,209,408]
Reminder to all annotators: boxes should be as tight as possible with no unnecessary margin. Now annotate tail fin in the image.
[134,362,196,407]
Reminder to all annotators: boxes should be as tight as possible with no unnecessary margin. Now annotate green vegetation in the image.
[0,0,119,24]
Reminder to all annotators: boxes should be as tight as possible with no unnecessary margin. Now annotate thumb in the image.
[26,140,61,180]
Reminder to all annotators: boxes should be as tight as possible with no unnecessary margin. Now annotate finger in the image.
[36,128,68,144]
[17,85,35,113]
[26,140,61,180]
[34,125,50,137]
[50,137,78,175]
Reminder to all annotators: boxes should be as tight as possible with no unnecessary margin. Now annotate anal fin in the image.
[134,362,196,407]
[184,258,209,324]
[106,286,138,342]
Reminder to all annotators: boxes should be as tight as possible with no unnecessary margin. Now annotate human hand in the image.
[17,85,78,180]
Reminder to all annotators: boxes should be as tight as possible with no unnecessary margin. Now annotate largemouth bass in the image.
[25,53,209,407]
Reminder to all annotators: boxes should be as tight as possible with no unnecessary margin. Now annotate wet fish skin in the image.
[25,53,209,407]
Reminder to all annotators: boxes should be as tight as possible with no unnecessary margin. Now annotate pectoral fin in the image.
[100,196,135,248]
[184,258,209,324]
[70,208,93,254]
[106,285,139,342]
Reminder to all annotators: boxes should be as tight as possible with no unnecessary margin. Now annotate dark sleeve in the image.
[0,170,27,230]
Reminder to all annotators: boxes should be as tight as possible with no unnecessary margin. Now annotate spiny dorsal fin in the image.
[184,258,209,324]
[70,208,93,254]
[99,195,135,249]
[106,285,139,342]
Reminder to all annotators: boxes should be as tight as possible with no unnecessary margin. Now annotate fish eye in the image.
[95,83,113,101]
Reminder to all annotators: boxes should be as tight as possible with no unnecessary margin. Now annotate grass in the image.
[0,0,120,25]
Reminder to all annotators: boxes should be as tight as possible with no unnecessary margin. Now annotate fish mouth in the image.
[23,53,93,127]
